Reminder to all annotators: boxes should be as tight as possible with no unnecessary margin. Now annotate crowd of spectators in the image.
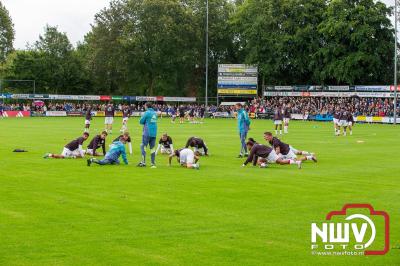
[0,97,398,117]
[249,97,399,117]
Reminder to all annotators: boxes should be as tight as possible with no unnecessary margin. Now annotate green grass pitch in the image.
[0,117,399,265]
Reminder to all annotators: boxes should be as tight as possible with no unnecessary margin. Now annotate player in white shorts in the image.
[156,133,174,155]
[333,108,341,135]
[104,103,115,134]
[120,105,131,133]
[273,107,284,135]
[283,104,291,134]
[44,132,90,159]
[347,111,354,135]
[242,140,302,169]
[263,132,317,163]
[169,148,200,169]
[338,109,350,136]
[84,107,92,133]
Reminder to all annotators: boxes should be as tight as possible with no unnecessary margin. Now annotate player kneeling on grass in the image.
[86,131,108,156]
[114,132,133,155]
[242,140,302,169]
[169,148,200,169]
[87,135,129,166]
[44,132,89,159]
[263,132,317,163]
[156,133,174,155]
[185,136,209,156]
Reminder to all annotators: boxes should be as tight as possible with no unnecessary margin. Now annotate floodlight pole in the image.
[395,0,398,124]
[205,0,209,107]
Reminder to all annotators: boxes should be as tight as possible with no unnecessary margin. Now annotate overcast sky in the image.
[3,0,111,49]
[2,0,396,50]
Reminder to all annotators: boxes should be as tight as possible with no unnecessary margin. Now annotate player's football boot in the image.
[43,153,50,159]
[311,156,317,163]
[297,160,302,169]
[137,162,146,167]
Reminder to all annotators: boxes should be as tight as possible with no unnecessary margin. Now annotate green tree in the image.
[317,0,394,85]
[232,0,326,85]
[83,0,235,97]
[2,26,90,94]
[0,1,14,62]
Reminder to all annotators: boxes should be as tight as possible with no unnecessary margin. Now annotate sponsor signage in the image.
[275,86,293,91]
[135,96,157,102]
[12,94,30,99]
[131,111,144,117]
[264,91,303,97]
[45,111,67,117]
[355,86,390,92]
[94,111,105,117]
[0,93,12,99]
[112,96,123,100]
[328,86,350,91]
[218,89,258,95]
[218,64,258,73]
[212,112,232,118]
[49,95,100,100]
[309,86,324,91]
[100,96,111,101]
[390,85,400,91]
[264,91,397,98]
[293,85,309,91]
[2,111,30,117]
[163,97,196,102]
[218,64,258,96]
[218,72,257,77]
[67,111,83,117]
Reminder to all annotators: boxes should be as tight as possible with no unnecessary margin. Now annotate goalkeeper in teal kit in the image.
[87,136,129,166]
[137,102,158,168]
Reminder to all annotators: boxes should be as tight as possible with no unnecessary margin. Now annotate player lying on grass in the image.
[87,135,129,166]
[44,132,89,159]
[242,140,302,169]
[185,136,209,156]
[263,132,317,163]
[86,131,108,156]
[156,133,174,155]
[169,148,200,169]
[114,132,133,155]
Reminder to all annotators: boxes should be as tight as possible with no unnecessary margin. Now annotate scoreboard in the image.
[217,64,258,96]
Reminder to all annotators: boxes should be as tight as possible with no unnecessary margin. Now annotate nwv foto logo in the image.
[311,204,389,256]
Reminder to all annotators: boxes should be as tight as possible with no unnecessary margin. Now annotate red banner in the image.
[390,85,400,92]
[100,95,111,101]
[2,111,31,117]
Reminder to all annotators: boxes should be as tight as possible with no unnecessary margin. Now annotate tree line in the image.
[0,0,395,97]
